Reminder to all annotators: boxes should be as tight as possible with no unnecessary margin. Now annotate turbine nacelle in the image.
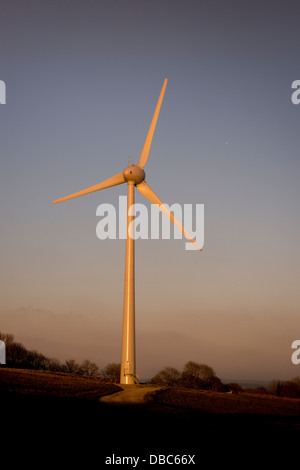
[123,164,145,185]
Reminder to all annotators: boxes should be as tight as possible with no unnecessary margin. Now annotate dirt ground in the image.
[99,383,162,404]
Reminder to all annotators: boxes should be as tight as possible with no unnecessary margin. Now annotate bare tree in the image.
[65,359,81,374]
[26,349,48,370]
[268,379,282,396]
[151,367,181,386]
[101,363,121,382]
[181,361,216,389]
[276,377,300,398]
[45,357,63,372]
[0,332,14,347]
[80,359,100,377]
[7,342,28,366]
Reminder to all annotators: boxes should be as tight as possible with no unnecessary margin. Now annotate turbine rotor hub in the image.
[123,165,145,185]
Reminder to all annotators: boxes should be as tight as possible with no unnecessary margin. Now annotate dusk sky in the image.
[1,0,300,382]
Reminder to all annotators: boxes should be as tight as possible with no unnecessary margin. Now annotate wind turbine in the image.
[52,78,202,384]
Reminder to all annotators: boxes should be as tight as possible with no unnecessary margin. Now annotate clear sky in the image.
[1,0,300,382]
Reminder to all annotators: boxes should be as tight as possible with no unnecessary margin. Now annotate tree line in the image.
[150,364,300,398]
[150,362,227,391]
[1,331,299,397]
[0,331,119,381]
[267,377,300,399]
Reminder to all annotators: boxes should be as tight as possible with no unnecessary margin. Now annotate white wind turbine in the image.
[52,78,202,384]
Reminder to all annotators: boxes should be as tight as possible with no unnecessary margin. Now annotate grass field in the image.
[0,367,120,398]
[1,368,299,465]
[148,387,300,416]
[2,368,299,417]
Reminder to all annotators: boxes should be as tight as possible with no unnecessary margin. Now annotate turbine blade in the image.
[52,171,125,204]
[136,181,202,251]
[138,78,167,169]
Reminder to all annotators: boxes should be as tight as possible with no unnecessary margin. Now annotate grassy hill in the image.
[0,367,121,399]
[1,367,300,416]
[1,367,299,465]
[149,386,300,416]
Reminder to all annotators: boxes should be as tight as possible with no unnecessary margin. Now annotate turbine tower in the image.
[52,78,201,384]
